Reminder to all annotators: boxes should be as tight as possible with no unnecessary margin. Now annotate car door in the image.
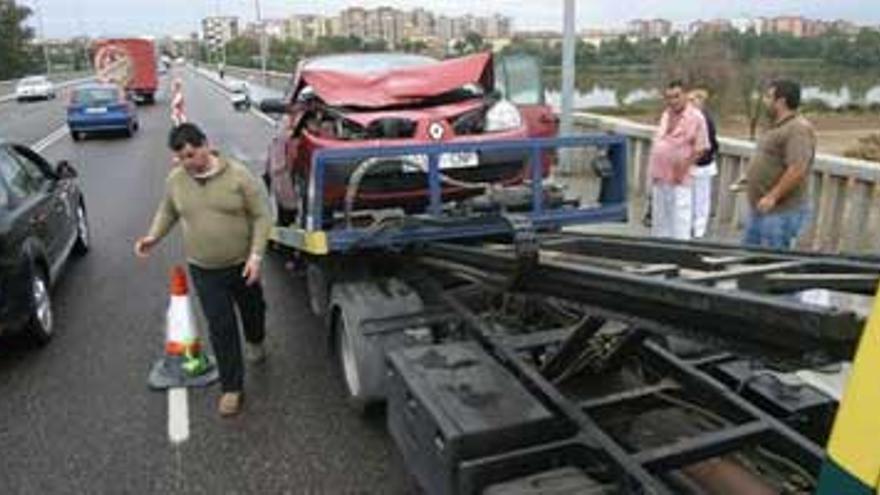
[494,54,559,138]
[10,145,76,260]
[0,146,65,269]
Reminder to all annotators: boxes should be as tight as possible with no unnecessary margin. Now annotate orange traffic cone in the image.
[148,266,218,389]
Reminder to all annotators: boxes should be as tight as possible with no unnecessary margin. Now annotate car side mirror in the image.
[56,160,78,179]
[259,98,288,114]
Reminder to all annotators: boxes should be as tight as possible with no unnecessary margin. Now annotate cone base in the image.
[148,354,219,390]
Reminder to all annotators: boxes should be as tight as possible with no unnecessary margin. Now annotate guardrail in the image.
[573,112,880,254]
[218,65,289,93]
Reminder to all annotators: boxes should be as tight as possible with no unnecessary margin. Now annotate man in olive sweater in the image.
[135,123,271,416]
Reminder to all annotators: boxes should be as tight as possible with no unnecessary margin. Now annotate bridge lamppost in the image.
[33,0,51,75]
[559,0,576,172]
[255,0,268,82]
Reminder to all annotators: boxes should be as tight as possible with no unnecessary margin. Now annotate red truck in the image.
[92,38,159,104]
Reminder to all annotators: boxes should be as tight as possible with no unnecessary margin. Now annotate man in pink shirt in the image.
[648,80,710,240]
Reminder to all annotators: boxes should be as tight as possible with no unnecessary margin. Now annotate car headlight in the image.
[485,99,523,132]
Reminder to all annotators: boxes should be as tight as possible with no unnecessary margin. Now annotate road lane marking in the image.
[249,106,276,126]
[168,387,190,444]
[31,124,68,152]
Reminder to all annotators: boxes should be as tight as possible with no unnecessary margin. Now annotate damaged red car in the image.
[259,52,558,226]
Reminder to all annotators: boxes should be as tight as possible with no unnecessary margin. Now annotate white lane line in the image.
[249,106,277,127]
[31,124,68,152]
[168,387,190,444]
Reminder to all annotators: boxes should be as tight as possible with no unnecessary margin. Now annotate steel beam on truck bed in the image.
[419,241,871,357]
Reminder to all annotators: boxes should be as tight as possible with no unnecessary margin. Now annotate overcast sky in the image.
[23,0,880,39]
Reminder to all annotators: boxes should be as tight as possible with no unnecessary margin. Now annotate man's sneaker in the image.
[218,392,243,417]
[245,342,266,364]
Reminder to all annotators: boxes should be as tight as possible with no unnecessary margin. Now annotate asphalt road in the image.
[0,68,410,494]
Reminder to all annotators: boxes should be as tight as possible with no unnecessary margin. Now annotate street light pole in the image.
[255,0,267,81]
[34,0,51,75]
[559,0,576,172]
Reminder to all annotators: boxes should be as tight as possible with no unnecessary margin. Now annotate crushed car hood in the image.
[300,52,494,109]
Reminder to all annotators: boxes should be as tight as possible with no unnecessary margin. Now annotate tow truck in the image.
[267,130,880,494]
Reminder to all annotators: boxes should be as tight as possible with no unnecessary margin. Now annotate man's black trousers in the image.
[189,263,266,392]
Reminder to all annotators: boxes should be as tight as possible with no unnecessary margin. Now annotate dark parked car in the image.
[66,82,139,141]
[0,142,89,345]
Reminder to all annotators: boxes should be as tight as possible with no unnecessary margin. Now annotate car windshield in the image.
[73,88,118,105]
[20,76,48,86]
[305,54,437,74]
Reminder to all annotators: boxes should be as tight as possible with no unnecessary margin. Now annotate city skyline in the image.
[24,0,880,39]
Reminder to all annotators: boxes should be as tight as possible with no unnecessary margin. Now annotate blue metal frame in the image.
[301,134,627,253]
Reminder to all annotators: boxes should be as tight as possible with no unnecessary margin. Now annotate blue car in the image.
[67,83,139,141]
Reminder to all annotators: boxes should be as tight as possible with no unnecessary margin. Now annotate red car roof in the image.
[300,52,494,108]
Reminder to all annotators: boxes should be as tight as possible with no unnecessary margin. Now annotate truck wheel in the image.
[333,311,370,414]
[24,267,53,346]
[306,262,329,317]
[328,280,425,414]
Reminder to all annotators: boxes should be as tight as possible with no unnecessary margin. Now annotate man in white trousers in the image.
[688,89,719,239]
[648,80,710,240]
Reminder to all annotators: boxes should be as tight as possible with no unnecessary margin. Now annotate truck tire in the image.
[328,279,424,414]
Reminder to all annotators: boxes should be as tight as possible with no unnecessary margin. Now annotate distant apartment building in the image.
[689,18,733,36]
[411,8,435,38]
[829,19,860,36]
[340,7,368,40]
[804,19,830,38]
[270,7,510,48]
[769,16,806,37]
[486,14,512,39]
[730,17,768,35]
[628,18,672,39]
[202,16,239,48]
[287,15,330,43]
[581,28,631,47]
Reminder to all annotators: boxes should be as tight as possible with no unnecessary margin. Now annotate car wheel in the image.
[72,202,90,256]
[124,122,134,137]
[24,268,53,346]
[71,131,83,142]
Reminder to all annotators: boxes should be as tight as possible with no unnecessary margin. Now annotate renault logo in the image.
[428,122,445,141]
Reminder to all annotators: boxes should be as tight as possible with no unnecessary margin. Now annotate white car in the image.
[228,80,251,111]
[16,76,56,102]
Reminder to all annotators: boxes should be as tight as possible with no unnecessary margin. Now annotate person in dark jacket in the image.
[688,89,719,238]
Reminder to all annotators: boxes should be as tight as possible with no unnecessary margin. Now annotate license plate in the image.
[399,153,480,173]
[85,107,107,114]
[439,152,479,170]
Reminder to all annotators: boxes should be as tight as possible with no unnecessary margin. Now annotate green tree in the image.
[453,31,488,55]
[314,35,363,55]
[0,0,38,79]
[399,38,428,54]
[224,36,259,68]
